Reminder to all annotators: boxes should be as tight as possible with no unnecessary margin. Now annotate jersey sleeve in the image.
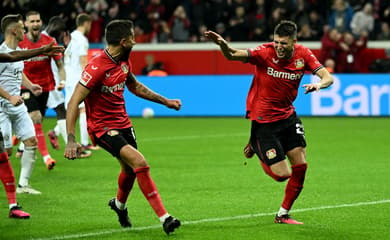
[80,63,103,89]
[303,47,323,74]
[247,44,267,65]
[78,38,89,57]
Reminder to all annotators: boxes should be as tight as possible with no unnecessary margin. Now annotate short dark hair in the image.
[25,11,40,19]
[46,16,66,39]
[1,14,23,33]
[105,20,134,45]
[274,20,297,39]
[76,13,91,27]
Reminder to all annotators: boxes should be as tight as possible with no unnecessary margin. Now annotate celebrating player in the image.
[18,11,64,170]
[64,19,181,235]
[205,20,334,224]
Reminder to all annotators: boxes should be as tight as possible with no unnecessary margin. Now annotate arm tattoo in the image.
[134,81,166,104]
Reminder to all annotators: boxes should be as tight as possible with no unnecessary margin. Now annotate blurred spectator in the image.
[270,0,297,20]
[377,22,390,40]
[335,31,367,72]
[350,3,375,38]
[87,11,104,43]
[226,5,250,41]
[134,24,153,43]
[307,10,324,40]
[154,20,171,43]
[190,24,208,42]
[142,54,157,75]
[169,5,191,42]
[267,8,283,40]
[328,0,354,33]
[84,0,108,13]
[320,28,343,64]
[297,23,316,41]
[324,58,336,73]
[147,62,168,76]
[215,22,228,40]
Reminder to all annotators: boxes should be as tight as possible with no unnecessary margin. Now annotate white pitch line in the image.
[31,199,390,240]
[139,133,247,142]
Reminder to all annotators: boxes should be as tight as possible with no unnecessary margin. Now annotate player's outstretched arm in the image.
[303,68,334,94]
[1,42,64,62]
[126,73,181,110]
[204,30,248,62]
[65,83,91,160]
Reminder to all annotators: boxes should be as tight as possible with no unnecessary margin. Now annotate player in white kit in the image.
[64,13,97,152]
[0,14,43,194]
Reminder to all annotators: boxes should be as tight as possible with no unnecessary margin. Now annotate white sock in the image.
[115,198,126,210]
[159,213,170,223]
[56,119,67,143]
[277,207,289,217]
[18,142,25,152]
[9,203,17,209]
[19,146,36,187]
[79,111,89,146]
[43,155,52,163]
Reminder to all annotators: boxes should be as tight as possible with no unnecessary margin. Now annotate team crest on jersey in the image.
[266,148,277,159]
[81,71,92,85]
[121,64,129,74]
[295,59,304,69]
[22,91,30,100]
[107,130,119,136]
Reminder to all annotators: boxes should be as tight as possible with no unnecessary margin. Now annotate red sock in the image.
[0,152,16,205]
[134,166,167,217]
[117,170,136,203]
[34,123,49,157]
[281,163,307,210]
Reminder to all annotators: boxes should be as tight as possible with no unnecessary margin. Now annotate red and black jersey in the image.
[18,33,62,92]
[80,49,132,138]
[246,42,323,123]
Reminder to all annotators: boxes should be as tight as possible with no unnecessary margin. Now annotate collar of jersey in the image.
[104,49,119,65]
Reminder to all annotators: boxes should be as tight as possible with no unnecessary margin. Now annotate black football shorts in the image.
[93,127,137,158]
[21,89,49,116]
[250,112,306,166]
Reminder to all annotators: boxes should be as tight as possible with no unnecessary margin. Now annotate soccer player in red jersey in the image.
[18,11,66,170]
[205,20,334,224]
[64,20,181,235]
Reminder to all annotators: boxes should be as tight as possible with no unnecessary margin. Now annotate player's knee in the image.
[24,137,37,147]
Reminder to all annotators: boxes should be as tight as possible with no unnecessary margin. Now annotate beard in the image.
[120,47,133,61]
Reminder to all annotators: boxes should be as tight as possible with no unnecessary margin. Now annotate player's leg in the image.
[250,120,291,181]
[13,110,40,194]
[275,114,307,224]
[96,128,180,234]
[79,105,98,150]
[52,103,67,144]
[47,90,66,147]
[0,132,30,218]
[24,90,56,170]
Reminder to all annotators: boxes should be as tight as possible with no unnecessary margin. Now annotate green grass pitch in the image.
[0,117,389,240]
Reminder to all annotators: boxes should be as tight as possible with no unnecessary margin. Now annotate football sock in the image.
[19,146,36,187]
[0,152,16,205]
[79,112,89,146]
[277,207,289,217]
[116,170,136,206]
[18,142,25,152]
[115,198,126,210]
[34,123,50,158]
[281,163,307,210]
[134,166,167,218]
[55,119,67,143]
[159,213,170,223]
